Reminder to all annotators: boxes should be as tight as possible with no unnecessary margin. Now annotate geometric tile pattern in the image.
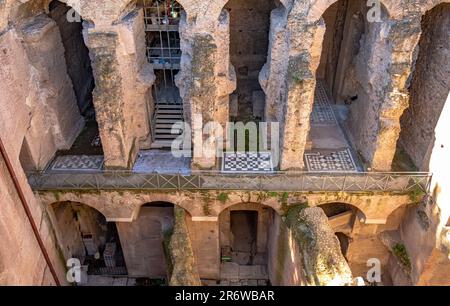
[222,152,273,173]
[310,81,337,125]
[305,148,357,172]
[50,155,104,171]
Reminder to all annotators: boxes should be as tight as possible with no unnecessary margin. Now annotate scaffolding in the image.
[142,0,183,105]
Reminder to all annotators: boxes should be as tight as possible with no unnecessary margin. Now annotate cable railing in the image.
[26,170,431,193]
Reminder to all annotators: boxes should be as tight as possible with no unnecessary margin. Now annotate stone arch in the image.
[218,202,277,267]
[218,201,282,216]
[118,200,177,279]
[45,0,94,24]
[315,201,365,218]
[49,200,128,275]
[222,0,285,124]
[317,202,359,217]
[46,193,116,222]
[133,195,195,220]
[305,0,391,22]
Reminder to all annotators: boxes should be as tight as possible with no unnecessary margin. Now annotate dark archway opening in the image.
[51,202,127,278]
[225,0,282,123]
[140,0,184,149]
[48,0,102,156]
[230,210,258,265]
[116,202,175,285]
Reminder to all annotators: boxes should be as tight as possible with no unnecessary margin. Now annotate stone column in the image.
[84,9,155,169]
[187,218,221,280]
[279,15,325,170]
[0,15,84,170]
[260,7,288,123]
[367,17,422,170]
[176,11,236,169]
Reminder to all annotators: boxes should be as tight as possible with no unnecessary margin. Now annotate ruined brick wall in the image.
[398,3,450,170]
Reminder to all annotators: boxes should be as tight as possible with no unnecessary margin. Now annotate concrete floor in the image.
[133,150,191,174]
[202,262,269,286]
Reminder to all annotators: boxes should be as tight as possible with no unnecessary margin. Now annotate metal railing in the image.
[27,170,432,193]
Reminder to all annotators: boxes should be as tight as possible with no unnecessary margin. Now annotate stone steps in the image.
[151,103,184,149]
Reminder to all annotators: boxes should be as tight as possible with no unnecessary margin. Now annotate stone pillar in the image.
[279,16,325,170]
[0,15,84,170]
[356,17,422,171]
[260,7,288,123]
[176,11,236,169]
[187,218,221,280]
[84,9,154,169]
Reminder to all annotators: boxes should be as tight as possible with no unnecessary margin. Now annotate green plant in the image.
[217,192,229,203]
[280,192,289,205]
[409,186,426,203]
[392,243,412,273]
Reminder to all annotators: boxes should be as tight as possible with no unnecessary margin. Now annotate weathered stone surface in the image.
[168,207,201,286]
[285,206,353,286]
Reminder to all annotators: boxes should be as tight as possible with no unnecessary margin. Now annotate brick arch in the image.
[314,201,367,220]
[305,0,391,23]
[218,201,282,216]
[133,194,196,221]
[49,200,107,218]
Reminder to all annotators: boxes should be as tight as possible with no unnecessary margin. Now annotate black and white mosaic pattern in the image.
[305,149,357,172]
[50,155,104,171]
[222,152,273,173]
[310,82,337,125]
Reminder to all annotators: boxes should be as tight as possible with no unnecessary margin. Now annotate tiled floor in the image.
[222,152,273,173]
[306,80,360,172]
[305,148,358,172]
[50,155,104,171]
[310,81,337,125]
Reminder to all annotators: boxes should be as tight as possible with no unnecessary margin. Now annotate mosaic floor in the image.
[222,152,273,173]
[310,81,337,125]
[50,155,104,171]
[304,148,357,172]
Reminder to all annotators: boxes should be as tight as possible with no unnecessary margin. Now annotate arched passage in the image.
[49,201,127,277]
[218,202,277,285]
[306,0,389,171]
[394,3,450,171]
[47,0,102,156]
[116,202,175,282]
[224,0,282,123]
[139,0,186,149]
[317,202,361,258]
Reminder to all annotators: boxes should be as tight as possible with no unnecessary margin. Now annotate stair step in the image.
[155,104,183,109]
[156,124,179,129]
[155,119,182,124]
[155,134,179,139]
[156,114,183,119]
[156,109,183,114]
[155,129,182,134]
[151,140,181,149]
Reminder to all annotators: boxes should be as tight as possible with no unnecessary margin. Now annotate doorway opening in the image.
[230,211,258,265]
[141,0,184,149]
[225,0,281,123]
[48,1,101,156]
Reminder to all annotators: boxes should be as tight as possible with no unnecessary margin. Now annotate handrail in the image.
[26,170,432,194]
